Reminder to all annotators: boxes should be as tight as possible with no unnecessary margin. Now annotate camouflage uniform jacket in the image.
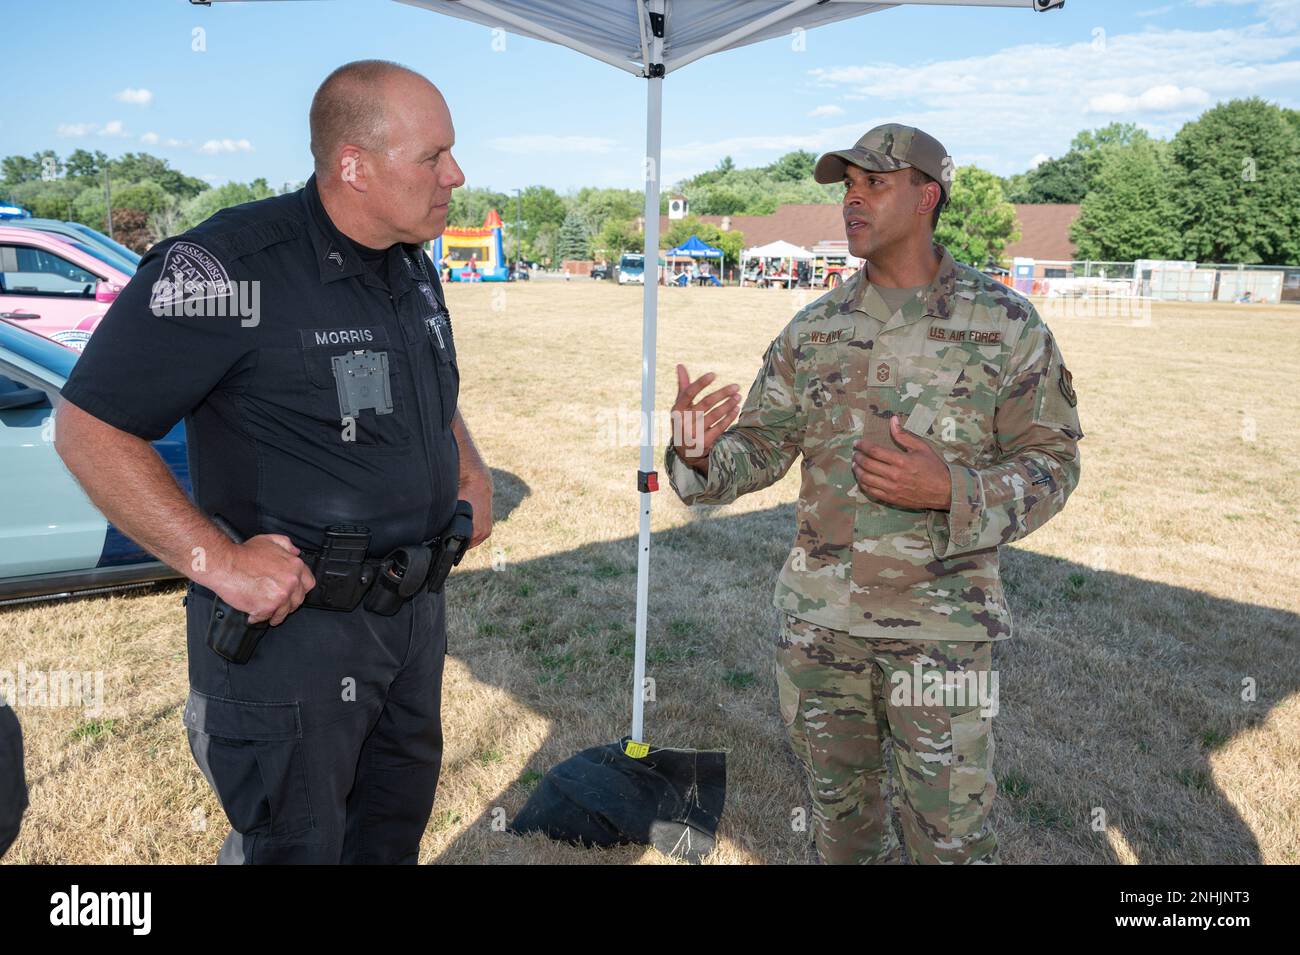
[665,243,1083,641]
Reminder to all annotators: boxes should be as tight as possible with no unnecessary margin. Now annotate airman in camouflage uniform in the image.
[664,124,1082,864]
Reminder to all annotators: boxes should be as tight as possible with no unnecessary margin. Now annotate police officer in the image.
[666,124,1082,864]
[54,60,492,864]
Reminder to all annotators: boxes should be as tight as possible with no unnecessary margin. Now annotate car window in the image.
[69,223,141,265]
[0,244,98,296]
[65,239,134,275]
[0,370,52,410]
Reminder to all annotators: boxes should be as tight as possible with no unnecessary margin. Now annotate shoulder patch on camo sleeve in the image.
[1058,365,1076,406]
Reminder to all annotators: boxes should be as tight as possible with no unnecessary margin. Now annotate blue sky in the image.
[3,0,1297,193]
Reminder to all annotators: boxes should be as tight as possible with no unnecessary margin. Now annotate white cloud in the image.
[805,23,1300,174]
[1190,0,1300,31]
[199,138,254,154]
[807,104,844,118]
[56,120,128,137]
[115,88,153,106]
[142,132,189,148]
[488,134,618,154]
[1028,152,1050,169]
[664,132,823,163]
[1087,84,1211,113]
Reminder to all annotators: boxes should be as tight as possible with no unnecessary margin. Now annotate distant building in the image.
[1002,204,1081,262]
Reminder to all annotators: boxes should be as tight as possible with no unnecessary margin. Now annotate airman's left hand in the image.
[852,414,952,511]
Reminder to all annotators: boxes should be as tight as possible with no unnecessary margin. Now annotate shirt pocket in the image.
[424,305,459,432]
[898,342,999,464]
[301,343,413,452]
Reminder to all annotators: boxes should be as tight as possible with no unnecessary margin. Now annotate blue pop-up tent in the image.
[667,235,722,260]
[667,234,724,284]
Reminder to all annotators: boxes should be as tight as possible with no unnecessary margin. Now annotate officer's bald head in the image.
[310,60,463,247]
[310,59,439,179]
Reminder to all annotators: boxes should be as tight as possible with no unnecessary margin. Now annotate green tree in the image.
[1,151,59,187]
[518,185,567,250]
[556,210,590,261]
[766,150,817,182]
[148,198,185,246]
[1000,171,1031,204]
[673,149,840,216]
[690,186,747,216]
[1019,123,1152,204]
[72,184,108,229]
[1284,107,1300,141]
[593,217,641,259]
[1070,139,1180,260]
[933,165,1021,267]
[1169,97,1300,264]
[105,153,206,200]
[4,178,80,220]
[113,180,170,216]
[570,187,642,239]
[65,149,108,179]
[448,186,509,228]
[530,223,559,267]
[178,178,276,231]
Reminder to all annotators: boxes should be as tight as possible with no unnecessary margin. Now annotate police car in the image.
[0,317,187,603]
[0,225,131,352]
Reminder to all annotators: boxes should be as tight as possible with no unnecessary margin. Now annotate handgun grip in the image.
[205,514,270,665]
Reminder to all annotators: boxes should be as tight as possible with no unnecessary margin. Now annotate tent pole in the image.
[632,64,664,745]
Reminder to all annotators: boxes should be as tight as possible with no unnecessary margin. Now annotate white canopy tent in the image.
[210,0,1065,748]
[744,240,814,260]
[740,239,815,288]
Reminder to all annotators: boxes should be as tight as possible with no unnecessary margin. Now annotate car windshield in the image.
[68,223,141,266]
[66,240,133,276]
[620,255,644,273]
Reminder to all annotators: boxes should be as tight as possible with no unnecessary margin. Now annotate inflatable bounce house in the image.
[433,208,509,282]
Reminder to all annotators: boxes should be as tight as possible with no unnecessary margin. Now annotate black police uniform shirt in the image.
[60,174,460,556]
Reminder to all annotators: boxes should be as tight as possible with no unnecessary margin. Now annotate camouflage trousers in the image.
[776,613,999,864]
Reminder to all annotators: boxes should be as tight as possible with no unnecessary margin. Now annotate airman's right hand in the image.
[672,364,741,476]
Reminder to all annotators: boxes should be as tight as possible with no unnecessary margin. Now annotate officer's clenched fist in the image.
[672,364,741,476]
[215,534,317,627]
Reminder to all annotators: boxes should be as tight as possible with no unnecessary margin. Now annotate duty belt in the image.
[196,501,473,618]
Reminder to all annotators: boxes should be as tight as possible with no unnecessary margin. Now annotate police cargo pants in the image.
[776,613,998,864]
[182,584,447,864]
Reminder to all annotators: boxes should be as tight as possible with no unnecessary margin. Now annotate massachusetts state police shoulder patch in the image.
[148,240,232,312]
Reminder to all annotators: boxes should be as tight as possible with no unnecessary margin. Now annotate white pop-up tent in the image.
[204,0,1065,771]
[741,239,815,288]
[397,0,1064,749]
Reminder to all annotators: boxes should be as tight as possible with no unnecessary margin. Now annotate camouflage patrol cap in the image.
[814,124,952,201]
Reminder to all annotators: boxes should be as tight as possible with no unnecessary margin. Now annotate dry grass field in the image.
[2,281,1297,865]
